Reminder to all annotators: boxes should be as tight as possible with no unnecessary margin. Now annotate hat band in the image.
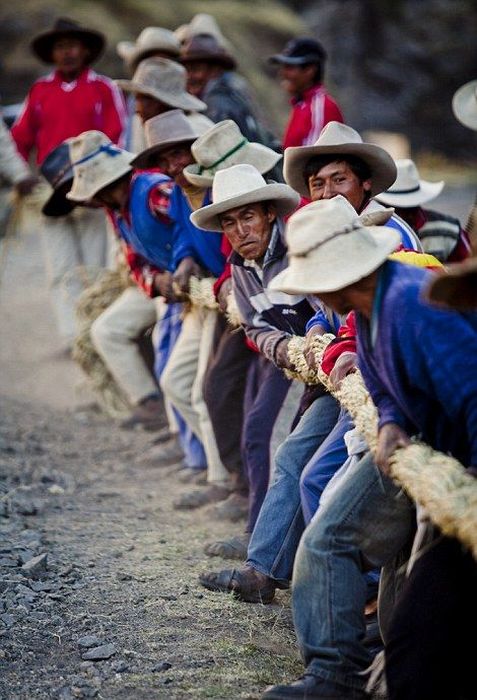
[51,164,73,188]
[294,220,363,258]
[71,143,123,169]
[387,184,420,195]
[197,138,248,175]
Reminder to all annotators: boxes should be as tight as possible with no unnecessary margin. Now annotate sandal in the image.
[198,566,276,604]
[204,533,250,560]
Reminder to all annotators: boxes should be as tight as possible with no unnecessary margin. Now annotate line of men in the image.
[3,15,477,700]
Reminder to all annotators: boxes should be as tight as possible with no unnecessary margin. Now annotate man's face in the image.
[51,37,89,76]
[312,273,377,317]
[278,63,316,97]
[92,176,131,211]
[135,94,170,123]
[307,160,372,212]
[153,144,194,187]
[219,203,276,260]
[312,289,354,316]
[183,61,221,96]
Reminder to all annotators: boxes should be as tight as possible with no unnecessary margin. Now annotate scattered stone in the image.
[81,643,116,661]
[14,500,38,516]
[0,613,15,628]
[30,580,54,592]
[77,635,103,649]
[0,556,18,568]
[21,553,48,578]
[116,572,133,581]
[111,659,128,673]
[48,484,65,495]
[151,661,172,673]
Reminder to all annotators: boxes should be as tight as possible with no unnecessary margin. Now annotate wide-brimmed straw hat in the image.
[131,110,214,170]
[180,34,236,70]
[452,79,477,131]
[374,158,444,208]
[40,142,75,217]
[116,57,206,113]
[116,27,180,71]
[183,120,282,187]
[190,163,300,232]
[175,13,234,53]
[269,195,401,295]
[284,121,397,198]
[66,131,134,202]
[31,17,105,65]
[425,257,477,310]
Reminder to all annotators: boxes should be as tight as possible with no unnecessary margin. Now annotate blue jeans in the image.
[246,393,341,585]
[292,451,416,696]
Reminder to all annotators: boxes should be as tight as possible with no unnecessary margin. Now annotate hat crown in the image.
[135,26,180,53]
[286,195,364,254]
[180,33,235,67]
[282,37,326,60]
[211,164,267,205]
[69,130,114,164]
[314,121,363,148]
[143,109,210,149]
[131,57,186,95]
[387,159,420,193]
[52,17,82,32]
[40,142,72,186]
[191,120,244,167]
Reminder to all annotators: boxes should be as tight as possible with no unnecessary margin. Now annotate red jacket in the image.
[282,84,344,150]
[11,68,126,165]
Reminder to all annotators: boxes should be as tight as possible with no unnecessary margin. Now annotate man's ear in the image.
[267,203,277,223]
[363,178,372,193]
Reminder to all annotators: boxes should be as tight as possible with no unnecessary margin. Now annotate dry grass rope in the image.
[286,334,477,559]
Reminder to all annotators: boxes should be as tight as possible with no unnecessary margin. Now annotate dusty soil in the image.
[1,183,475,699]
[0,208,300,700]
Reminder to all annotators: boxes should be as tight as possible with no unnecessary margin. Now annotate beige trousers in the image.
[41,207,109,344]
[91,286,159,405]
[160,306,229,484]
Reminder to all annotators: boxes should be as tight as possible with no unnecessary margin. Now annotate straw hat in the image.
[116,27,180,71]
[175,13,233,53]
[269,195,401,295]
[284,121,397,198]
[66,131,134,202]
[183,120,282,187]
[190,164,300,232]
[180,34,236,70]
[31,17,105,65]
[116,57,206,113]
[374,158,444,208]
[452,79,477,131]
[131,110,214,170]
[40,142,75,217]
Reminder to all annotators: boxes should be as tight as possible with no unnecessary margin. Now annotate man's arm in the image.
[0,117,37,193]
[97,78,127,145]
[10,93,37,162]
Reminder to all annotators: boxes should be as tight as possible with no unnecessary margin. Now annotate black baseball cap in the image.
[269,37,327,66]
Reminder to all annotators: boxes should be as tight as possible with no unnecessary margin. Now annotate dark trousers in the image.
[386,532,477,700]
[203,314,254,493]
[242,353,292,532]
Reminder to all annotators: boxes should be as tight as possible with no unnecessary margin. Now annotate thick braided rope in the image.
[287,334,477,559]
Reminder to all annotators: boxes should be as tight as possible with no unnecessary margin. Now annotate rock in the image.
[14,499,38,516]
[111,659,128,673]
[77,635,103,650]
[48,484,65,495]
[151,661,172,673]
[0,556,18,567]
[115,572,133,581]
[0,613,15,628]
[81,643,116,661]
[21,553,47,578]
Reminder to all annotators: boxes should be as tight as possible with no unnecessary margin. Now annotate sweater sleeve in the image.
[97,78,127,145]
[10,92,37,162]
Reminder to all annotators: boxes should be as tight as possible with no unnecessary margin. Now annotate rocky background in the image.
[0,0,477,160]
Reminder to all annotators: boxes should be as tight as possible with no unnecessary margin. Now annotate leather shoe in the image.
[261,673,369,699]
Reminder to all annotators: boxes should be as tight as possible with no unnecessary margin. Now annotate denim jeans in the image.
[292,451,416,696]
[246,393,341,585]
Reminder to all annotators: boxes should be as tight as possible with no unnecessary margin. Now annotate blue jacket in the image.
[114,172,174,271]
[168,185,225,277]
[356,260,477,467]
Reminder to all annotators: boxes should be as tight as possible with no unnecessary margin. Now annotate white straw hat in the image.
[131,109,214,170]
[190,163,300,232]
[284,121,397,198]
[66,131,134,202]
[183,120,282,187]
[374,158,444,208]
[452,79,477,131]
[117,27,180,71]
[269,195,401,295]
[116,57,206,113]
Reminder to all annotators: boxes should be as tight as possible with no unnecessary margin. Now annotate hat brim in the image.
[284,142,397,198]
[31,28,105,64]
[131,138,196,170]
[452,80,477,131]
[190,183,300,232]
[269,225,401,295]
[42,179,76,217]
[425,258,477,310]
[375,179,444,208]
[180,52,236,71]
[268,54,322,66]
[66,156,134,203]
[115,79,206,112]
[183,143,282,187]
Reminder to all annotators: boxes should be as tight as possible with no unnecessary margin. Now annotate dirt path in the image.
[0,183,475,699]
